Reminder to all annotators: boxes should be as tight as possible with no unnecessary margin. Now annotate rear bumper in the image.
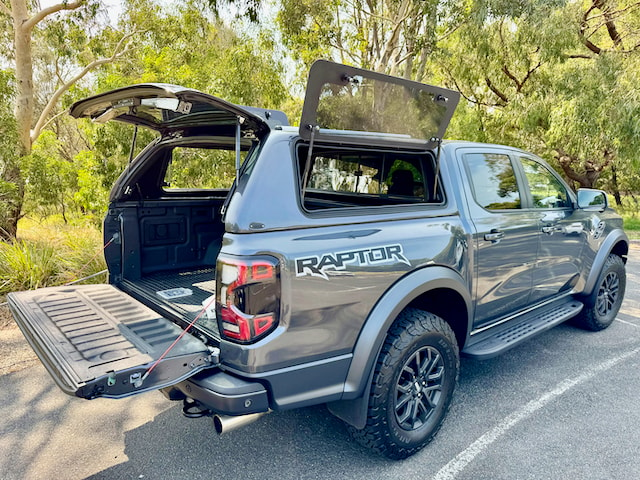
[173,370,270,415]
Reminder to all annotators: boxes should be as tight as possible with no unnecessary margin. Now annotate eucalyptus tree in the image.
[277,0,469,80]
[0,0,289,235]
[434,0,640,197]
[69,0,290,213]
[0,0,137,239]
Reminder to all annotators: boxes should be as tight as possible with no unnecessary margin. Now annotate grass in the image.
[622,214,640,240]
[0,218,107,295]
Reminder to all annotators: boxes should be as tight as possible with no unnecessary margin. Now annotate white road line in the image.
[433,345,640,480]
[615,317,640,328]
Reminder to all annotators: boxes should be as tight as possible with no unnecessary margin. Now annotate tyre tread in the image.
[348,308,459,460]
[573,254,626,331]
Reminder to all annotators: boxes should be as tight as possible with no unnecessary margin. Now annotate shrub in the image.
[0,220,107,295]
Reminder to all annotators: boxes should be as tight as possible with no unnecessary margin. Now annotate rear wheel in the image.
[573,254,626,331]
[350,308,459,460]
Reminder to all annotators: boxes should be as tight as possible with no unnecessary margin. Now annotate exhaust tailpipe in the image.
[213,411,269,435]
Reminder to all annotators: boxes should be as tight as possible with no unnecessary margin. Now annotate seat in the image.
[388,169,415,196]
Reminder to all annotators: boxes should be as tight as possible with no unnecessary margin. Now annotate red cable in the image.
[140,294,217,384]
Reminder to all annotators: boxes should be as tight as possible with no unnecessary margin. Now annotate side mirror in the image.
[577,188,608,211]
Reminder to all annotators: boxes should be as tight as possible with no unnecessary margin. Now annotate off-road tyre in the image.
[573,254,626,331]
[349,308,459,460]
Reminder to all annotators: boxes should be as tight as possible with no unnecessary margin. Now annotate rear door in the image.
[8,284,214,399]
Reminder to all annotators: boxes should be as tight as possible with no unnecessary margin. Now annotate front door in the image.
[518,156,586,303]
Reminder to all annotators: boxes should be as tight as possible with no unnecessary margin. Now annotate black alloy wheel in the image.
[394,345,445,431]
[574,253,626,331]
[349,308,459,460]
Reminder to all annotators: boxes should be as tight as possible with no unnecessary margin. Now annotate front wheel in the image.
[573,254,626,331]
[349,308,459,460]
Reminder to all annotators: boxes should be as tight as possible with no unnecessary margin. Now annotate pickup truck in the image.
[8,60,628,459]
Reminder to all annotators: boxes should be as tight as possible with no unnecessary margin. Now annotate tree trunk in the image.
[554,148,607,189]
[11,0,34,157]
[610,163,622,207]
[1,0,33,240]
[0,161,24,240]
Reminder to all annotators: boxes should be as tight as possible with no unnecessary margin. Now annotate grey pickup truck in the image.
[8,60,628,459]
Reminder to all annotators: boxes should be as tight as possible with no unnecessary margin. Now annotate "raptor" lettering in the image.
[295,244,410,279]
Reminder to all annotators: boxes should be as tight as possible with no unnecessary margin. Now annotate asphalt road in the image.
[1,244,638,480]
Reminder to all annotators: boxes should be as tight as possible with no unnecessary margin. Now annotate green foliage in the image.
[5,0,290,227]
[0,240,60,293]
[98,0,288,108]
[73,150,110,217]
[4,0,640,237]
[0,220,106,294]
[434,0,640,193]
[23,131,74,219]
[624,216,640,229]
[166,147,238,189]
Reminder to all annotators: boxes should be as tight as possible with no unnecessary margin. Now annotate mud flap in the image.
[8,284,215,399]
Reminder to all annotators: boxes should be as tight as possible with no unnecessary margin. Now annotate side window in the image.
[520,158,571,209]
[306,154,385,194]
[163,146,245,190]
[463,153,521,210]
[300,147,440,210]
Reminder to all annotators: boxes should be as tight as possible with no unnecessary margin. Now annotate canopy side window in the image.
[298,146,443,210]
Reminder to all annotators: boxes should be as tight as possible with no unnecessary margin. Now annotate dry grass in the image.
[0,218,106,296]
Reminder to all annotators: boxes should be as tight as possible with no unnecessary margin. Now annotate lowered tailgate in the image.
[8,284,215,399]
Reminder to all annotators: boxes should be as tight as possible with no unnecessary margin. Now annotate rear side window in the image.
[298,147,441,210]
[464,153,521,210]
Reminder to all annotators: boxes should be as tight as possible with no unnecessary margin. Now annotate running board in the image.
[463,300,584,360]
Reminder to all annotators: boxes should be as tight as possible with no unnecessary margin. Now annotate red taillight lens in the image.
[216,255,280,343]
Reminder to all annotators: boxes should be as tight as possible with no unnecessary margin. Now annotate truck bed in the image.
[120,267,220,340]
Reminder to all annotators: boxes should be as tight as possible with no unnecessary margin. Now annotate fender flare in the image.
[583,229,629,296]
[328,266,472,429]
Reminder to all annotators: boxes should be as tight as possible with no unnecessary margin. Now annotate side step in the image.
[462,299,584,360]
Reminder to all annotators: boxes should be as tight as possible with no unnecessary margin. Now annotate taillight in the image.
[215,254,280,343]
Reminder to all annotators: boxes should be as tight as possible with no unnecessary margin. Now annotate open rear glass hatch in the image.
[8,285,215,399]
[69,83,288,133]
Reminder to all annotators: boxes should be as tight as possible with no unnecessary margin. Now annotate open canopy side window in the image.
[299,60,460,150]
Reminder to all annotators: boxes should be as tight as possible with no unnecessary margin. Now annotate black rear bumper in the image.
[173,370,270,415]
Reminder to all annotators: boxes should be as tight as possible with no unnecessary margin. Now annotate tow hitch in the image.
[182,398,211,418]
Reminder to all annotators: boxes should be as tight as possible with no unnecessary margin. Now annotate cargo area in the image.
[121,267,219,338]
[105,195,228,341]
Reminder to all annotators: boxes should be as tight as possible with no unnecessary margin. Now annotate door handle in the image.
[484,230,505,243]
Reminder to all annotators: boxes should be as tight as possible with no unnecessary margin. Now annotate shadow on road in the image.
[86,403,395,480]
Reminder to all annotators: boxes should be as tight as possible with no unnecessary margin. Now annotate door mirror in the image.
[577,189,608,211]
